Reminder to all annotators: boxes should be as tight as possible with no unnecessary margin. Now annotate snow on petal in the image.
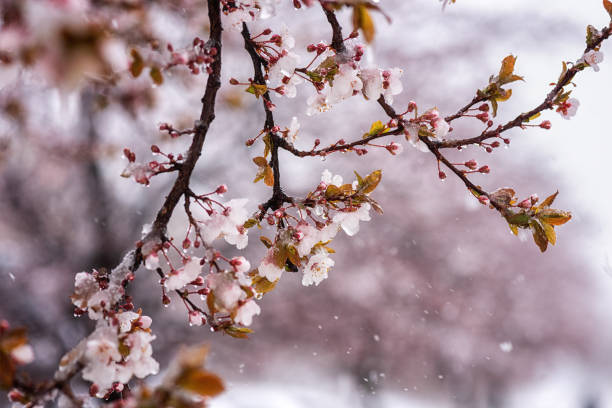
[333,203,371,237]
[234,300,261,326]
[302,249,334,286]
[165,257,202,291]
[258,248,284,282]
[206,272,244,312]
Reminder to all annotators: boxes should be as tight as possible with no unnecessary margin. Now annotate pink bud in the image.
[215,184,227,194]
[407,101,417,112]
[478,195,490,205]
[478,165,490,174]
[539,120,552,129]
[438,171,447,180]
[518,198,532,209]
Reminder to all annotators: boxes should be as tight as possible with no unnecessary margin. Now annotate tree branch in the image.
[149,0,223,238]
[241,23,291,214]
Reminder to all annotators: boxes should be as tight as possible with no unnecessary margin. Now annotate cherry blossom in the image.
[557,97,580,119]
[360,67,404,104]
[332,203,371,236]
[302,249,335,286]
[201,198,249,249]
[306,93,329,116]
[165,257,203,291]
[188,310,205,326]
[327,64,363,105]
[234,300,261,326]
[120,162,154,185]
[321,169,343,187]
[581,50,604,72]
[287,116,300,142]
[230,256,251,274]
[206,272,244,312]
[268,52,300,86]
[295,222,321,257]
[258,248,284,282]
[10,345,35,365]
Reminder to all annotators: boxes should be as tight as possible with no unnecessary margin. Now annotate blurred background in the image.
[1,0,612,407]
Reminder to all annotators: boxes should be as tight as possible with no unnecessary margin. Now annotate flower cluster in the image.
[254,169,378,288]
[67,253,159,397]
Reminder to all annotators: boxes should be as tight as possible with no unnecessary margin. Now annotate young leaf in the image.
[605,0,612,19]
[360,169,382,194]
[263,165,274,187]
[149,66,163,85]
[538,209,572,225]
[129,49,144,78]
[251,274,277,294]
[177,369,225,397]
[530,220,548,252]
[224,326,253,339]
[541,221,556,245]
[352,4,376,43]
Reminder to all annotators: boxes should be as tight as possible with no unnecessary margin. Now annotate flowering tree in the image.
[1,0,611,406]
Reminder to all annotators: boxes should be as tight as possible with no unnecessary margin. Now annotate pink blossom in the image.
[332,203,371,236]
[234,300,261,326]
[302,249,335,286]
[165,257,202,291]
[258,248,284,282]
[581,50,604,72]
[206,272,244,312]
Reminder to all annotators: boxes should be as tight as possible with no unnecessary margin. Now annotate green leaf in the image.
[224,326,253,339]
[506,213,530,227]
[366,120,386,137]
[243,219,258,229]
[245,84,268,98]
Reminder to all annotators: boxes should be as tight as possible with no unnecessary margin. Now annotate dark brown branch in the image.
[376,97,498,208]
[321,1,346,53]
[444,94,488,123]
[241,23,291,214]
[276,126,404,157]
[149,0,223,238]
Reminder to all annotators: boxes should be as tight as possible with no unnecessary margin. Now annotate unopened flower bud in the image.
[478,165,490,174]
[539,120,552,129]
[478,195,490,205]
[215,184,227,194]
[407,101,417,112]
[518,198,531,209]
[478,104,489,112]
[438,171,447,180]
[465,159,478,170]
[229,78,239,85]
